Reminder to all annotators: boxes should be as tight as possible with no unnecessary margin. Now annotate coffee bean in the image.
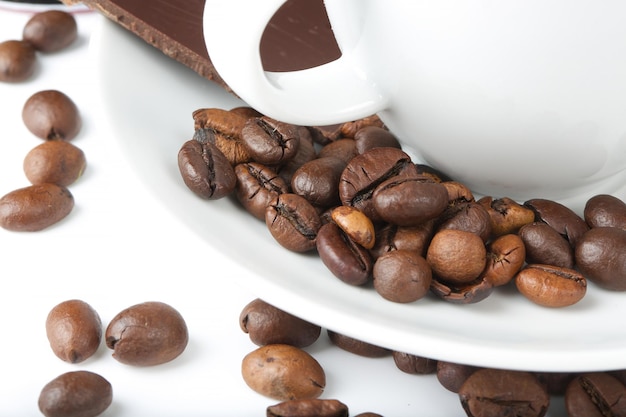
[241,344,325,401]
[22,90,81,141]
[22,10,77,53]
[370,221,434,259]
[518,222,574,268]
[265,193,321,252]
[240,298,321,347]
[276,134,317,186]
[426,229,487,285]
[436,361,481,393]
[105,301,188,366]
[442,181,474,204]
[45,299,102,364]
[266,399,349,417]
[0,40,36,82]
[534,371,578,396]
[177,138,236,199]
[330,205,375,249]
[241,116,300,165]
[525,198,589,247]
[482,233,526,287]
[459,369,549,417]
[515,264,587,307]
[565,372,626,417]
[235,162,288,220]
[0,183,74,231]
[38,370,112,417]
[318,138,358,164]
[478,196,535,236]
[392,351,437,374]
[326,330,390,358]
[24,140,86,187]
[436,201,492,242]
[373,249,432,303]
[430,274,494,304]
[339,114,385,138]
[291,156,346,208]
[575,227,626,291]
[584,194,626,230]
[192,108,251,165]
[354,125,401,153]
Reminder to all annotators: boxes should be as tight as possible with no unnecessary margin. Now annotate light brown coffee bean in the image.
[38,370,112,417]
[478,196,535,236]
[327,330,390,358]
[266,399,349,417]
[23,10,77,53]
[515,264,587,307]
[241,344,325,401]
[105,301,188,366]
[24,140,86,186]
[426,229,487,285]
[22,90,81,141]
[46,299,102,364]
[330,205,375,249]
[0,39,36,82]
[0,183,74,231]
[482,234,526,287]
[192,108,251,165]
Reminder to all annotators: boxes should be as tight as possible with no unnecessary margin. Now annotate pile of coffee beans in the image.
[178,107,626,308]
[39,299,188,416]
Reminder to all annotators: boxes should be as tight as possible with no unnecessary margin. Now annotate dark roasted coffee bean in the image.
[46,299,102,364]
[330,205,375,249]
[242,344,325,401]
[370,221,434,259]
[609,369,626,386]
[241,116,300,165]
[392,351,437,374]
[354,125,401,153]
[266,399,349,417]
[515,264,587,307]
[518,222,574,268]
[235,162,288,220]
[240,298,321,347]
[524,198,589,247]
[478,196,535,236]
[316,222,372,285]
[38,370,112,417]
[105,301,188,366]
[437,201,492,242]
[0,183,73,231]
[291,156,346,208]
[23,10,77,52]
[265,193,321,252]
[0,40,36,82]
[276,133,317,186]
[373,175,449,226]
[192,108,251,165]
[339,147,416,222]
[459,369,549,417]
[318,138,358,164]
[565,372,626,417]
[426,229,486,285]
[575,227,626,291]
[178,138,236,199]
[22,90,81,140]
[430,274,493,304]
[481,234,526,287]
[327,330,390,357]
[436,361,481,393]
[373,250,432,303]
[584,194,626,230]
[24,140,86,186]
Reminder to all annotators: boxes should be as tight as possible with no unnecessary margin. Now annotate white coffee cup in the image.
[203,0,626,212]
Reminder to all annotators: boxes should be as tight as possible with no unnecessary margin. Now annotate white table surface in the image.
[0,4,572,416]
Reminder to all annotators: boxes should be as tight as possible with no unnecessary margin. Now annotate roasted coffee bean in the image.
[426,229,487,285]
[373,250,432,303]
[518,222,574,268]
[241,344,325,401]
[524,198,589,247]
[436,201,492,242]
[436,361,481,393]
[38,370,112,417]
[609,369,626,386]
[327,330,390,357]
[442,181,474,204]
[266,399,349,417]
[318,138,358,164]
[459,369,550,417]
[235,162,288,220]
[339,114,385,138]
[307,124,343,145]
[478,196,535,236]
[276,134,317,186]
[24,140,86,187]
[46,299,102,364]
[565,372,626,417]
[534,371,578,396]
[354,125,401,153]
[291,157,346,208]
[430,274,493,304]
[0,183,73,231]
[178,138,236,199]
[23,10,77,53]
[192,108,251,165]
[584,194,626,230]
[330,205,375,249]
[265,193,321,252]
[482,234,526,287]
[241,116,300,165]
[105,301,188,366]
[240,298,321,347]
[392,351,437,374]
[515,264,586,307]
[0,39,36,82]
[370,221,434,259]
[575,227,626,291]
[339,147,416,222]
[316,222,372,286]
[373,175,449,226]
[229,105,263,119]
[22,90,81,141]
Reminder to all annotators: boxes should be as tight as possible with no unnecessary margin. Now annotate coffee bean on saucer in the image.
[584,194,626,230]
[515,264,587,307]
[178,138,236,199]
[0,39,36,82]
[575,227,626,291]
